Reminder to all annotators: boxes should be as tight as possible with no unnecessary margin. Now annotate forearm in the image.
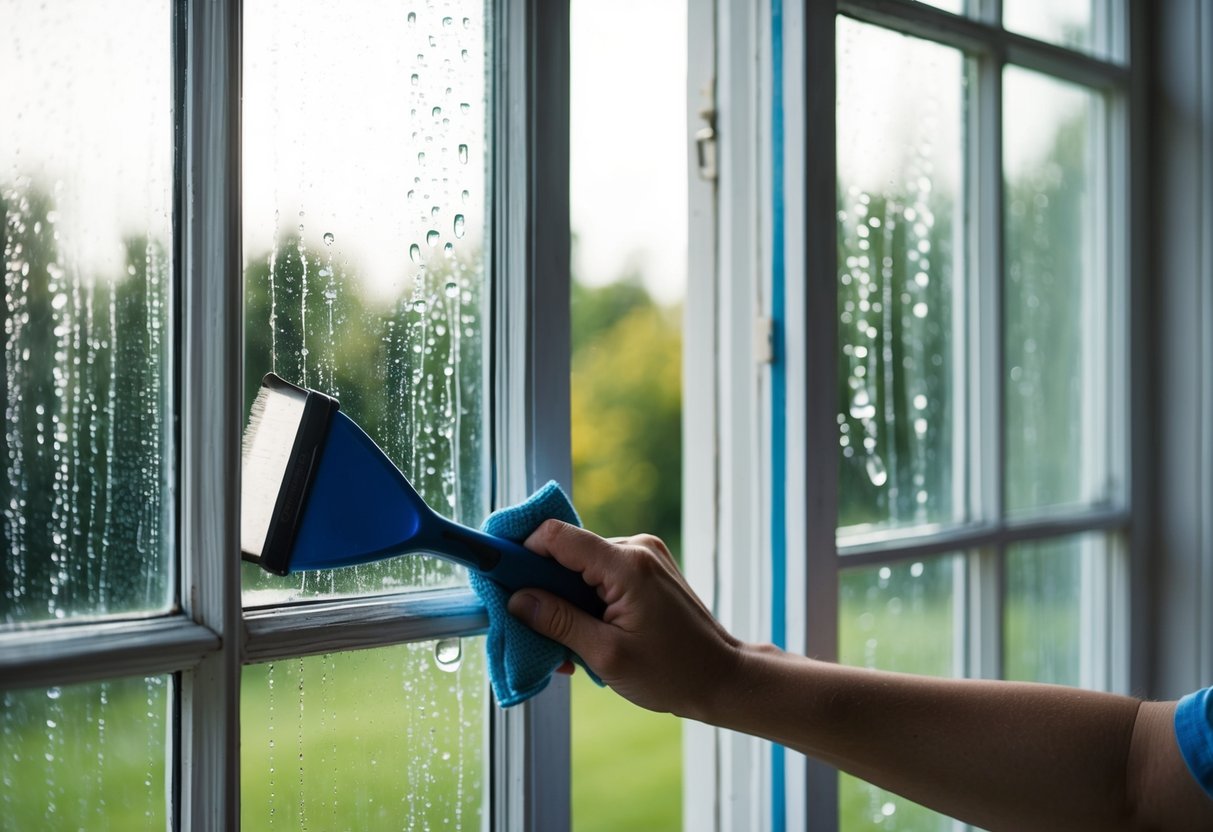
[702,644,1192,832]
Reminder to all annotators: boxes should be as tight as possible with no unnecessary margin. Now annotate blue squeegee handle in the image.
[421,518,607,619]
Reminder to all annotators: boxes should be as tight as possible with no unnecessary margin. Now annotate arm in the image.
[509,521,1213,832]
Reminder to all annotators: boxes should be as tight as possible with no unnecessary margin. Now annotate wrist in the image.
[687,640,788,729]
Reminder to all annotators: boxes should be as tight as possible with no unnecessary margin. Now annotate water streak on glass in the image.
[1004,67,1104,514]
[836,19,965,534]
[1,675,168,829]
[1,0,173,626]
[242,0,490,604]
[241,639,486,830]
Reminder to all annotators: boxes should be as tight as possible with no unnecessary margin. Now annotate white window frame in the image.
[0,0,574,829]
[685,1,1150,830]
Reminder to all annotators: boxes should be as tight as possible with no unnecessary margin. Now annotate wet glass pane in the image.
[1004,68,1105,514]
[839,555,961,831]
[0,1,174,626]
[241,638,486,830]
[1,675,169,829]
[242,0,491,604]
[1005,535,1099,686]
[1003,0,1107,58]
[836,19,966,534]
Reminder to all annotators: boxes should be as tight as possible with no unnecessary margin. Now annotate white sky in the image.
[569,0,688,304]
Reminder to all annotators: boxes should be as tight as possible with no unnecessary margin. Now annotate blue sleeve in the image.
[1175,687,1213,797]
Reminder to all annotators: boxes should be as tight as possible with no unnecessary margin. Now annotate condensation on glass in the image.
[838,555,962,832]
[1004,534,1104,686]
[0,1,173,626]
[240,638,486,830]
[242,0,490,604]
[1,675,169,829]
[1003,0,1108,59]
[1003,67,1106,515]
[836,19,966,534]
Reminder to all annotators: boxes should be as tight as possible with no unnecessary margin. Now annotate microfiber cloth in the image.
[470,480,602,708]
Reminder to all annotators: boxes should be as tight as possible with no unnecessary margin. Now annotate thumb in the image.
[508,589,603,664]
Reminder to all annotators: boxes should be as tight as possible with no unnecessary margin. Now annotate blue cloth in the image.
[1176,686,1213,797]
[470,480,601,708]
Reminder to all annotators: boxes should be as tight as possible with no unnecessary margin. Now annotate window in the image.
[685,1,1136,829]
[1,0,573,828]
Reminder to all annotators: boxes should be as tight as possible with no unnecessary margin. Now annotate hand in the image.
[507,520,741,720]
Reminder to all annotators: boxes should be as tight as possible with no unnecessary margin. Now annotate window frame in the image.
[685,0,1146,829]
[0,0,574,829]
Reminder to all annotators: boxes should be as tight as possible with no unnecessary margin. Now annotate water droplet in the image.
[413,299,428,314]
[46,687,61,701]
[434,638,462,672]
[865,455,888,487]
[910,562,925,578]
[442,16,453,26]
[913,394,927,410]
[417,151,426,164]
[51,293,68,310]
[322,232,334,246]
[912,302,928,318]
[460,102,471,114]
[411,73,420,86]
[427,230,440,246]
[323,289,337,301]
[453,214,466,238]
[445,282,459,298]
[461,189,470,202]
[409,244,422,264]
[457,144,469,164]
[443,243,454,256]
[407,11,416,26]
[432,106,442,118]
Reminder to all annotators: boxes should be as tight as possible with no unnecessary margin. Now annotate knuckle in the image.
[544,601,577,644]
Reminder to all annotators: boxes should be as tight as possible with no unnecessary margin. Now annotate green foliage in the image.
[570,279,682,554]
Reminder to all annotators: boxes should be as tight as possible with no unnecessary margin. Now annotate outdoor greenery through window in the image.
[834,4,1124,830]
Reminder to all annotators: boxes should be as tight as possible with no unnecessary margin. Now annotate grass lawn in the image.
[571,671,681,831]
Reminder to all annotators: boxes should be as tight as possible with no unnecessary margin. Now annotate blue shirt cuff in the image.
[1175,687,1213,798]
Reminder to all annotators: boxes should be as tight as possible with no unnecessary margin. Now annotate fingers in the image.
[522,520,615,576]
[508,588,607,668]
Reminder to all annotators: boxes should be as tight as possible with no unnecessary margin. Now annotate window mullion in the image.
[490,0,572,829]
[177,0,243,828]
[961,25,1006,696]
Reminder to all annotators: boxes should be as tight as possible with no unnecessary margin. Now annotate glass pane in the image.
[836,19,966,534]
[1005,535,1101,686]
[1,675,169,829]
[1003,0,1106,58]
[241,638,486,830]
[839,556,961,831]
[1004,68,1105,514]
[0,2,173,626]
[242,0,491,604]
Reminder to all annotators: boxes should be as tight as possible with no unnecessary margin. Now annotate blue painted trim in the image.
[770,1,787,830]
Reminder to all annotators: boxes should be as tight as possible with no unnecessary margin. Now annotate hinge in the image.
[755,316,774,365]
[695,79,717,181]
